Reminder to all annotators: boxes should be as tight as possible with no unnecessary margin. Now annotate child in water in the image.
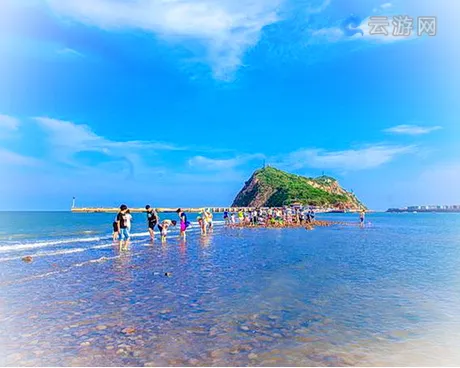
[112,216,119,241]
[197,216,206,235]
[158,219,177,242]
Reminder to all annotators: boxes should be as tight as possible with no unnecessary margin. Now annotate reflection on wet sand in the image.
[179,239,187,259]
[200,234,211,249]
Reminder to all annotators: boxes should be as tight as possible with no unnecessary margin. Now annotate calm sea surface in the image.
[1,212,460,366]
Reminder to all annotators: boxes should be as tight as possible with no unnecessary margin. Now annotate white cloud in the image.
[373,2,392,12]
[188,153,264,170]
[0,114,19,131]
[191,144,414,173]
[384,124,443,135]
[57,48,84,57]
[33,117,183,174]
[278,145,415,171]
[311,14,416,44]
[45,0,285,79]
[305,0,331,14]
[34,117,181,152]
[0,148,41,167]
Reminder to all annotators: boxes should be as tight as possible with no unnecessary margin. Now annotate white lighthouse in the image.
[71,197,76,209]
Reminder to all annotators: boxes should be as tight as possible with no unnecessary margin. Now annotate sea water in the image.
[1,212,460,366]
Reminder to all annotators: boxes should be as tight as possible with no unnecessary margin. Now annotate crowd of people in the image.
[222,207,317,227]
[112,204,367,249]
[112,205,191,249]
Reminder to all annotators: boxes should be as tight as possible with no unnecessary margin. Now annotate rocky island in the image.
[232,166,366,210]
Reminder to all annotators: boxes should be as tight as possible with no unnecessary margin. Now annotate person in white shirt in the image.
[125,210,133,232]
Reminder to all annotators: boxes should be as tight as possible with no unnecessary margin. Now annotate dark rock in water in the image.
[22,256,33,263]
[164,272,172,277]
[230,344,253,354]
[257,335,274,342]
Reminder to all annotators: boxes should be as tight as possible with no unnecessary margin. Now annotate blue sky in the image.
[0,0,459,211]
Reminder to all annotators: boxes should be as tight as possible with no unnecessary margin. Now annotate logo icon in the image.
[341,15,364,37]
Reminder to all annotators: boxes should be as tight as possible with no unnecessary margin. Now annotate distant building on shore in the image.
[387,204,460,213]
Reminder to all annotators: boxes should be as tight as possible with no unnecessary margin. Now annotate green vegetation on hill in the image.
[232,166,365,208]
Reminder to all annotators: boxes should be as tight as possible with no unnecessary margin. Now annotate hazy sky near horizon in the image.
[1,0,459,210]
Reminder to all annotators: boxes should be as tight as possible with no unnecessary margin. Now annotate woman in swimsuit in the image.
[176,208,190,239]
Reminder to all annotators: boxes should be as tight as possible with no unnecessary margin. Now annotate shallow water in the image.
[1,212,460,366]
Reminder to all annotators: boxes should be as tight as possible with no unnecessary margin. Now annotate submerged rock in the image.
[7,353,23,362]
[208,327,219,337]
[209,348,229,359]
[231,344,253,354]
[22,256,33,263]
[121,327,136,335]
